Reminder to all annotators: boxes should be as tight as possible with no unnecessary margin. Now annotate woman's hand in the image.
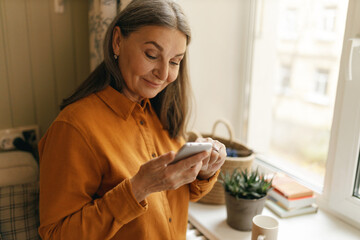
[130,150,209,202]
[195,138,226,180]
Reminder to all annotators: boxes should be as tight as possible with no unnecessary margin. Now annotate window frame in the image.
[320,0,360,227]
[354,156,360,198]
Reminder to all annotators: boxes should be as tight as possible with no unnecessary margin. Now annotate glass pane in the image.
[249,0,349,187]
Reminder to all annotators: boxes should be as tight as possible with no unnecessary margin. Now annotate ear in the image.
[112,26,122,56]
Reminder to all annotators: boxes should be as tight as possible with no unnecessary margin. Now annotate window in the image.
[247,0,348,189]
[313,70,329,96]
[316,7,337,41]
[243,0,360,227]
[306,69,330,105]
[278,8,299,40]
[276,65,292,95]
[324,33,360,225]
[321,8,336,33]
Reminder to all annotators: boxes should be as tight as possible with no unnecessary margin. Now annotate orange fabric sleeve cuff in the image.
[103,178,148,225]
[189,169,220,202]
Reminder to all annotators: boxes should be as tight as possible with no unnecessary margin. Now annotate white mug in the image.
[251,215,279,240]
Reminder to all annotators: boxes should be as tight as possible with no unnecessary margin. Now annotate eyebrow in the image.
[144,41,185,57]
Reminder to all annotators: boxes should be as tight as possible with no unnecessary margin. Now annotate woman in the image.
[38,0,226,239]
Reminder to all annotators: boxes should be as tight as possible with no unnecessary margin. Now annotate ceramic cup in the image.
[251,215,279,240]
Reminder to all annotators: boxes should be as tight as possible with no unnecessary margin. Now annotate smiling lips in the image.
[142,78,162,88]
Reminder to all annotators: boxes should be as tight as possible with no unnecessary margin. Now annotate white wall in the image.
[178,0,251,141]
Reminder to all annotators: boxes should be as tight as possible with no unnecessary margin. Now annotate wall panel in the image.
[26,0,58,133]
[0,0,89,136]
[2,0,36,127]
[71,0,90,86]
[48,0,77,106]
[0,0,12,129]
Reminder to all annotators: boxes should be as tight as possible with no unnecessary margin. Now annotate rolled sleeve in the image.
[189,170,220,202]
[103,178,148,225]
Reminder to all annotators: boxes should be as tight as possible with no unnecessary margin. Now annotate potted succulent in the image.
[220,168,273,231]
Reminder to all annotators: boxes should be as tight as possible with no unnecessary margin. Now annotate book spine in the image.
[268,192,291,209]
[268,190,316,209]
[265,200,318,218]
[273,188,313,200]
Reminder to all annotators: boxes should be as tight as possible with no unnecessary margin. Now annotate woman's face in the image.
[112,25,187,103]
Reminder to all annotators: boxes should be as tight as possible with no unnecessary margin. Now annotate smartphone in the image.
[171,142,212,164]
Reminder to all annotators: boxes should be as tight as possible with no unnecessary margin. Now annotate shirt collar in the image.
[95,86,151,120]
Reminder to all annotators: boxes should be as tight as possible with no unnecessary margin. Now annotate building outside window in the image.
[307,69,330,105]
[321,7,336,33]
[276,65,292,95]
[317,6,337,41]
[314,69,329,96]
[278,8,299,40]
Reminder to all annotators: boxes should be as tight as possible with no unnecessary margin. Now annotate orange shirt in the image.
[38,86,218,240]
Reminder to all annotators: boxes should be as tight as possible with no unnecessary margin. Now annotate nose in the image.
[153,61,169,81]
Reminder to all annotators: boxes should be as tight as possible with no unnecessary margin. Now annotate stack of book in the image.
[265,173,318,218]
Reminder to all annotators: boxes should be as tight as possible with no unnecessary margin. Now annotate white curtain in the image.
[88,0,132,71]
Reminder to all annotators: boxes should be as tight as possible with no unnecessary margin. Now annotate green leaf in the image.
[222,168,273,199]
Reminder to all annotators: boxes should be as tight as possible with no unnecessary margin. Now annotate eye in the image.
[145,52,157,60]
[170,58,182,66]
[170,61,180,66]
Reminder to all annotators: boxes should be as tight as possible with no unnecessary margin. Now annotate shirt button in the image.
[152,153,156,158]
[140,120,144,125]
[169,218,172,223]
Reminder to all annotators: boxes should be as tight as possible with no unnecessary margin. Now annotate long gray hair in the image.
[61,0,192,138]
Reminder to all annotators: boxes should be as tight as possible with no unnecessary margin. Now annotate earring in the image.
[114,54,118,60]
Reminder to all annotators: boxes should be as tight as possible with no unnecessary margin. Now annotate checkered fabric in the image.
[0,182,39,240]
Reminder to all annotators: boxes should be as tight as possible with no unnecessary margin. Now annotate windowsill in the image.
[188,158,360,239]
[253,156,324,194]
[188,201,360,240]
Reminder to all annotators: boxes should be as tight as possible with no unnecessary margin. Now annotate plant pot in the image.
[224,191,266,231]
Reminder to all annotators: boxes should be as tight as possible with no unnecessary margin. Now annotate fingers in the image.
[149,151,175,169]
[150,151,207,188]
[170,161,203,190]
[161,151,176,166]
[217,141,227,159]
[212,140,225,156]
[131,150,207,201]
[196,137,226,166]
[171,151,208,170]
[195,138,225,156]
[194,137,227,179]
[209,141,226,171]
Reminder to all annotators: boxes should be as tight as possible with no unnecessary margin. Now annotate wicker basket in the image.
[187,119,255,205]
